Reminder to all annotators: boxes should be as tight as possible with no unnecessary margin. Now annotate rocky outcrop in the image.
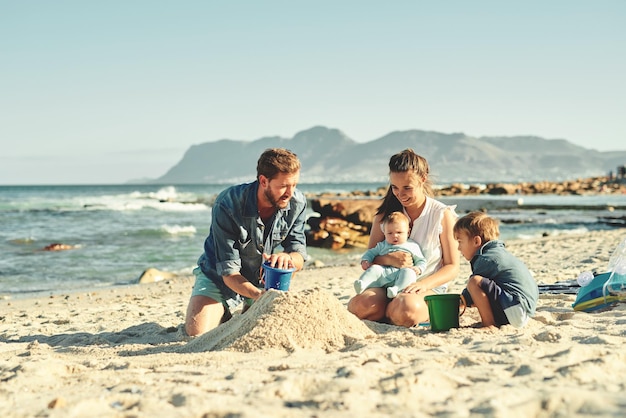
[306,176,626,250]
[436,176,626,196]
[306,199,378,250]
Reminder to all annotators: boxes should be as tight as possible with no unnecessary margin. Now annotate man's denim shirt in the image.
[197,180,308,302]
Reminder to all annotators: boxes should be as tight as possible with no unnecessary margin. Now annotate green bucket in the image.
[424,294,461,332]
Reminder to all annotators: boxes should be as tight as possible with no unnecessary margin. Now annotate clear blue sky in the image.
[1,1,624,184]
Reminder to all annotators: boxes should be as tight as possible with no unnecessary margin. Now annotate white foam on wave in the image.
[79,186,210,212]
[513,226,591,241]
[148,186,179,202]
[160,224,197,235]
[559,226,591,235]
[153,201,209,212]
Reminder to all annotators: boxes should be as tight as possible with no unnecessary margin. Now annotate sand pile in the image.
[182,288,375,353]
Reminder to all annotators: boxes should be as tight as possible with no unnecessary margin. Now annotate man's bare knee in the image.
[185,296,224,337]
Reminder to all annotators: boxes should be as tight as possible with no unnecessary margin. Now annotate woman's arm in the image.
[367,213,385,248]
[402,208,460,293]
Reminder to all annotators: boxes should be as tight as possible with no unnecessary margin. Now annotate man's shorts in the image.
[191,267,253,311]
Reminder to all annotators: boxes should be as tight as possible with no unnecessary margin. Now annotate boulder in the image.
[137,268,177,284]
[305,174,626,250]
[42,243,77,251]
[307,200,378,249]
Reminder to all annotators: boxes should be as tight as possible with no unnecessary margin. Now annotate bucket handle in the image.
[459,294,467,317]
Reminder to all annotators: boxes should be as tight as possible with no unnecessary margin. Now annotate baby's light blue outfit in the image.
[354,239,427,298]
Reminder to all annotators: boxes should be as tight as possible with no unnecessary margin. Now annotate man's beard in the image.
[264,188,289,210]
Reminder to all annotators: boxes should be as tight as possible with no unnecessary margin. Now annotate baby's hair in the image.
[381,211,410,231]
[453,211,500,242]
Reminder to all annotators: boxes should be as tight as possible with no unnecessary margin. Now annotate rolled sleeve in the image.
[210,202,244,275]
[216,259,242,278]
[280,194,309,262]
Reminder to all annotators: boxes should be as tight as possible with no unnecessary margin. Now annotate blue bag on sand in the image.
[572,272,621,312]
[572,238,626,313]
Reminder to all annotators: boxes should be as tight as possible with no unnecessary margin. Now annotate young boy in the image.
[453,211,538,328]
[354,211,427,298]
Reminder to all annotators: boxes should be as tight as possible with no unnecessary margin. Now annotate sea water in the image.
[1,184,624,298]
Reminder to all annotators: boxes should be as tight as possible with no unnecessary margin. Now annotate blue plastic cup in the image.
[262,261,295,291]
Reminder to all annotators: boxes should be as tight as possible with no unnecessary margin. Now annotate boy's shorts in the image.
[191,267,253,311]
[463,277,529,327]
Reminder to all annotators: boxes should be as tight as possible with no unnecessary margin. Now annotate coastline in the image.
[2,228,626,417]
[2,182,625,299]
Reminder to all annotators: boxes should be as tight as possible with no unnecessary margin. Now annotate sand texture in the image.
[1,229,626,417]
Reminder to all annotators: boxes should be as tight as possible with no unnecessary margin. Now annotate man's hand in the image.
[263,252,294,270]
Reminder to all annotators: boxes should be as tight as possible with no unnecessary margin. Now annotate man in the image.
[185,148,308,336]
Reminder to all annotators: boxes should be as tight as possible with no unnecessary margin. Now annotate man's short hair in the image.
[257,148,300,180]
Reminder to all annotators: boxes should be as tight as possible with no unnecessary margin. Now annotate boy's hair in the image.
[453,211,500,242]
[381,211,410,231]
[257,148,300,180]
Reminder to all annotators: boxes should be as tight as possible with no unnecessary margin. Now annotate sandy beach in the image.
[1,228,626,417]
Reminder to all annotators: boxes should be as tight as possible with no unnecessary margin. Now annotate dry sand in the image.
[1,228,626,417]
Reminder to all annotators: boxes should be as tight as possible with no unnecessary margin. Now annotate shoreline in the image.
[2,228,626,417]
[2,226,624,302]
[3,184,625,299]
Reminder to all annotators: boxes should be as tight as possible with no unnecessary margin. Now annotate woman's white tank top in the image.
[404,197,457,278]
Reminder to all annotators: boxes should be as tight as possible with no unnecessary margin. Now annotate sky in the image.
[1,1,625,185]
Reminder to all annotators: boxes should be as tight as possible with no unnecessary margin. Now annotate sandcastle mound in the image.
[182,288,375,353]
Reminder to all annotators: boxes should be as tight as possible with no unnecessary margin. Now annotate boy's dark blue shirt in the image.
[469,240,538,316]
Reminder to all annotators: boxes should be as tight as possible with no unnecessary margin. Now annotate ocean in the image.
[1,183,625,299]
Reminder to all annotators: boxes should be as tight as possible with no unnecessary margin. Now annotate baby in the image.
[354,211,426,298]
[453,211,538,328]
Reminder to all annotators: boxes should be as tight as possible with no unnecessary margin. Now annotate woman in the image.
[348,149,460,326]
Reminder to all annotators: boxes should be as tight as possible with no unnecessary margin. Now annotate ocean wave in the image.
[84,187,210,212]
[505,225,592,241]
[0,186,212,213]
[160,224,197,236]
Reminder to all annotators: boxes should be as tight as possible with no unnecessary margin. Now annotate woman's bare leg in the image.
[347,288,388,321]
[387,291,432,327]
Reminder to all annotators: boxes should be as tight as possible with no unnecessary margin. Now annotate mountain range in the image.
[151,126,626,185]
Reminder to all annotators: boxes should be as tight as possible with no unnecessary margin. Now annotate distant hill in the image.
[150,126,626,185]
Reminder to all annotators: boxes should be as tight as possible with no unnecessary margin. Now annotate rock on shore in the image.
[306,176,626,250]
